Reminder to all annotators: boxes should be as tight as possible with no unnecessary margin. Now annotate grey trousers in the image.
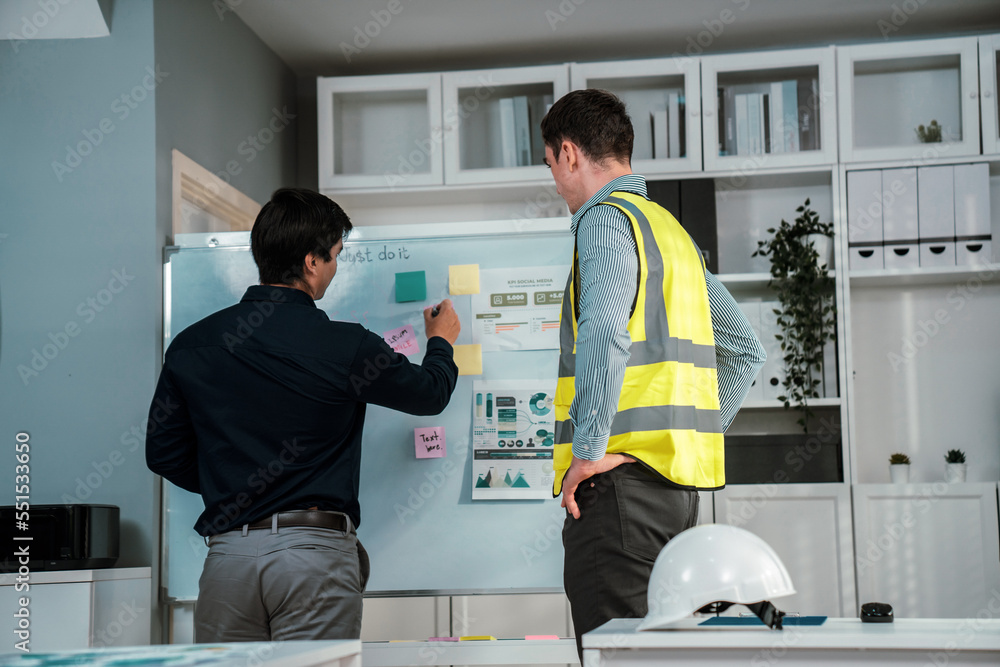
[563,463,700,659]
[194,524,370,642]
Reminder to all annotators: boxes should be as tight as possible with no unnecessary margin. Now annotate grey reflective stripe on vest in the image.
[558,334,716,378]
[554,404,723,444]
[558,270,576,379]
[603,195,667,341]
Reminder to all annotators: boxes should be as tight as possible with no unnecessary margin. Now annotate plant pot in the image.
[806,233,834,268]
[889,464,910,484]
[945,463,967,483]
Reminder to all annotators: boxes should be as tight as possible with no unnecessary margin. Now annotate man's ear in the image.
[302,252,320,278]
[562,140,579,171]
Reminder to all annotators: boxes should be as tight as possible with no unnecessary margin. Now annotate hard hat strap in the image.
[744,600,786,629]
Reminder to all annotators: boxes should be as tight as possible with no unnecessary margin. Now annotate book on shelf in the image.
[668,92,681,159]
[735,93,749,156]
[499,97,517,168]
[769,82,784,154]
[781,80,799,153]
[677,93,686,158]
[528,94,552,166]
[797,77,819,152]
[723,86,736,156]
[761,93,770,156]
[513,96,531,166]
[746,92,761,154]
[650,109,668,159]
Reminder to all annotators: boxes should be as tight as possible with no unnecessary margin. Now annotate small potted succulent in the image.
[915,120,942,143]
[889,453,911,484]
[944,449,967,483]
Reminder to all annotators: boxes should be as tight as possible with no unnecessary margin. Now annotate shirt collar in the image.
[570,174,649,234]
[241,285,316,308]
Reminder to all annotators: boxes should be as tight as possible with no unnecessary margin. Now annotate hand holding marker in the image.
[424,299,460,344]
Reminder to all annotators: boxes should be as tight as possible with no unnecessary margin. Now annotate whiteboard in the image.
[161,219,575,599]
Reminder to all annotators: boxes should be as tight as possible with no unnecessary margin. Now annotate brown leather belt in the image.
[245,510,349,532]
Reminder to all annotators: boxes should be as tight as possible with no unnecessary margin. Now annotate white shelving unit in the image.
[981,34,1000,157]
[701,46,838,171]
[837,36,981,163]
[317,73,443,190]
[570,57,702,176]
[442,64,569,185]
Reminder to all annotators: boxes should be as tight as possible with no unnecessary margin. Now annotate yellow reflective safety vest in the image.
[552,191,724,496]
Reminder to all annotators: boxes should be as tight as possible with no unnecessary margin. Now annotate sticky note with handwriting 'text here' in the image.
[448,264,480,295]
[383,324,419,356]
[414,426,446,459]
[452,344,482,375]
[395,271,426,303]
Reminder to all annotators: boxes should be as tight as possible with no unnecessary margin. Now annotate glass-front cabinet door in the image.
[837,36,980,163]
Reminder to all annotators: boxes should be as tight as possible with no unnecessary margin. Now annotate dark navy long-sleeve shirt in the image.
[145,285,458,536]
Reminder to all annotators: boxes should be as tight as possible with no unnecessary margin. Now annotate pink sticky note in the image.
[526,635,560,640]
[415,427,446,459]
[383,324,419,356]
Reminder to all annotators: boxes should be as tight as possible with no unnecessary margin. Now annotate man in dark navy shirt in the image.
[146,188,460,642]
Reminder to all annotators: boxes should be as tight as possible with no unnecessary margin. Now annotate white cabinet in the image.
[701,47,837,171]
[980,34,1000,157]
[442,65,568,185]
[715,483,856,618]
[570,57,702,175]
[0,567,151,651]
[317,73,444,190]
[837,36,980,163]
[853,483,1000,618]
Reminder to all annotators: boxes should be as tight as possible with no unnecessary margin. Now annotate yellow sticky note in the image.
[452,344,482,376]
[459,635,497,641]
[449,264,480,295]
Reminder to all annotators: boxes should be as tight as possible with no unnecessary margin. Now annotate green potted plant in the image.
[915,120,942,143]
[752,198,836,432]
[889,452,911,483]
[944,449,966,483]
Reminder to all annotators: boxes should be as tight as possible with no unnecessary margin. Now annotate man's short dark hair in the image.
[251,188,353,286]
[541,89,633,165]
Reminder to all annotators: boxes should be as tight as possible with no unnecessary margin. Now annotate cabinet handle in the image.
[929,246,946,254]
[966,244,983,253]
[984,90,994,99]
[704,108,714,117]
[969,91,978,100]
[893,248,909,256]
[859,249,874,258]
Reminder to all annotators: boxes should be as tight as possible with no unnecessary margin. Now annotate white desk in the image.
[583,618,1000,666]
[0,640,361,666]
[362,638,579,665]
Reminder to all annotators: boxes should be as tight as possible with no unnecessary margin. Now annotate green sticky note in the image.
[395,271,426,303]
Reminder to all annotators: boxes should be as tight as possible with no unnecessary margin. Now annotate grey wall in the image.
[154,0,298,247]
[0,0,298,574]
[0,1,158,566]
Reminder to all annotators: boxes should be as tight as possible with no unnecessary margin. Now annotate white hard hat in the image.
[637,523,796,631]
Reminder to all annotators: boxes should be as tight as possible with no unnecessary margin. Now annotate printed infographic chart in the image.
[472,380,557,500]
[471,266,568,352]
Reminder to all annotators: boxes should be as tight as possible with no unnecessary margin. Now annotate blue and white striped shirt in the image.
[568,174,766,461]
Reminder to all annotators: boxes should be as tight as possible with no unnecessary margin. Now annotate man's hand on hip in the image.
[561,453,635,519]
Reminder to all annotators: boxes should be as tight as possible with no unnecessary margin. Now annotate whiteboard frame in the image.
[159,217,574,601]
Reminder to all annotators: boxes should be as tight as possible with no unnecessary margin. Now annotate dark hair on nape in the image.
[541,89,633,166]
[250,188,353,286]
